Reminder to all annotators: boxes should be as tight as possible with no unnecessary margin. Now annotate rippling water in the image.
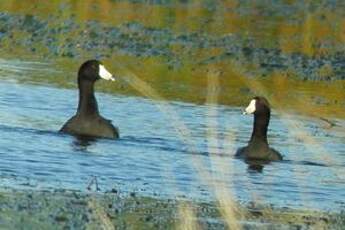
[0,59,344,212]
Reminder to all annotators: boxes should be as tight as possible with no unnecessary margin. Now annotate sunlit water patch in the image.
[0,62,344,212]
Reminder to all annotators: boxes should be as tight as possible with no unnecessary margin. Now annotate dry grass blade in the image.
[206,68,241,230]
[120,68,215,184]
[87,198,114,230]
[177,203,200,230]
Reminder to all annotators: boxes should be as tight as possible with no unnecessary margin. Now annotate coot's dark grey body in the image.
[236,96,282,161]
[236,143,282,161]
[60,60,119,139]
[61,114,119,139]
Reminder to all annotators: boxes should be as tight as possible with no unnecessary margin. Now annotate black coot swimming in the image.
[60,60,119,139]
[236,96,282,161]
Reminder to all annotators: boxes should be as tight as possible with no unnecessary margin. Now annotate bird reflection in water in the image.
[72,135,97,151]
[245,159,270,173]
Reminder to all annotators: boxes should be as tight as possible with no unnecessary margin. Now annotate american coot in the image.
[236,96,282,161]
[60,60,119,139]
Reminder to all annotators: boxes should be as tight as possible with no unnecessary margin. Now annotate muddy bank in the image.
[0,188,344,229]
[0,11,344,81]
[0,1,344,118]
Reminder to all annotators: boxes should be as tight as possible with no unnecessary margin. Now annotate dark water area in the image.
[0,60,344,213]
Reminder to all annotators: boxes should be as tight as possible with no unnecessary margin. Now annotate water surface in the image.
[0,59,344,213]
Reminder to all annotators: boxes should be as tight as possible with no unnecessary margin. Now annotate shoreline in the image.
[0,1,344,118]
[0,188,344,229]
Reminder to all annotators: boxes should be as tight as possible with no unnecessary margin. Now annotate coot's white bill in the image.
[99,65,115,81]
[243,99,256,115]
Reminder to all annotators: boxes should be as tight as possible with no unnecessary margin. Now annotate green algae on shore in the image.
[0,189,344,229]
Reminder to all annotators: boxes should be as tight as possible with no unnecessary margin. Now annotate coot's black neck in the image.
[77,79,99,116]
[250,110,270,144]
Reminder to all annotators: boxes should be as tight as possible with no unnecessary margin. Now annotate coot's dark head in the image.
[243,96,270,116]
[78,60,115,82]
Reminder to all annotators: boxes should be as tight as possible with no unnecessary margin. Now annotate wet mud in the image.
[0,188,344,229]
